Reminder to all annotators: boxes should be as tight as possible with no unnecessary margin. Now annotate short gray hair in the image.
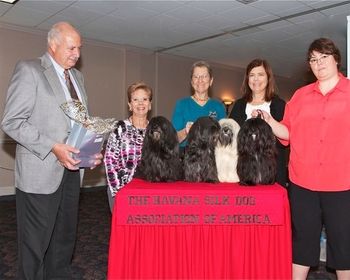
[47,22,62,46]
[47,22,80,47]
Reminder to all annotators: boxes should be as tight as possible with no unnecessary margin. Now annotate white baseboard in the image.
[0,178,107,197]
[0,186,15,196]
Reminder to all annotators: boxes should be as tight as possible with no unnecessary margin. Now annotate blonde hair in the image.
[127,82,153,102]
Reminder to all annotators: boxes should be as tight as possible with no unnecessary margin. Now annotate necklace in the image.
[192,95,209,103]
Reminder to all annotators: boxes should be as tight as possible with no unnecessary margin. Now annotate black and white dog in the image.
[136,116,183,182]
[184,116,220,183]
[237,116,277,186]
[215,118,240,183]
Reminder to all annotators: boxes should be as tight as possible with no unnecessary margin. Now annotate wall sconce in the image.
[222,99,234,116]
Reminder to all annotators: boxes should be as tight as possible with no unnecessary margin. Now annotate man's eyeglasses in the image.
[192,74,210,81]
[309,54,331,65]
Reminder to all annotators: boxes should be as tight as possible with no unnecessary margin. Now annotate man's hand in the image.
[89,153,103,170]
[52,143,81,170]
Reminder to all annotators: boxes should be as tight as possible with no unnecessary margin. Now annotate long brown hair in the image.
[241,58,277,103]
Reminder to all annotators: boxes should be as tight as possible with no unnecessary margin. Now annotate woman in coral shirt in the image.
[258,38,350,280]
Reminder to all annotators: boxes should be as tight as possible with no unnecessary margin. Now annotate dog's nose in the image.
[223,127,229,133]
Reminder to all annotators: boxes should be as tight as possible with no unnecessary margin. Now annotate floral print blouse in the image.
[104,119,146,196]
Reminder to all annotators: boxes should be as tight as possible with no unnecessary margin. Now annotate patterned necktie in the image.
[64,69,79,100]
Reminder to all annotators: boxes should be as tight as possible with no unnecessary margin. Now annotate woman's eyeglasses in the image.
[309,54,331,65]
[192,74,210,81]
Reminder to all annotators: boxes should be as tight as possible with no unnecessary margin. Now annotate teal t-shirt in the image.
[172,96,226,147]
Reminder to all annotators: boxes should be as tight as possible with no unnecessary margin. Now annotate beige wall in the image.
[0,25,300,196]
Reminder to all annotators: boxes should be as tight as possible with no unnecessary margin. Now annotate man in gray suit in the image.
[1,22,102,279]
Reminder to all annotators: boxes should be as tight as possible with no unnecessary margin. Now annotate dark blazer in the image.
[229,96,285,124]
[229,96,288,186]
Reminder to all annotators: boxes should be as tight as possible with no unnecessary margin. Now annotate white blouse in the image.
[245,101,271,120]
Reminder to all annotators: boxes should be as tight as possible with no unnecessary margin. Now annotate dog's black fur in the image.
[136,116,183,182]
[184,116,220,183]
[237,117,277,186]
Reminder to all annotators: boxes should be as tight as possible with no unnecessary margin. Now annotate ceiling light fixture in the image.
[236,0,258,4]
[0,0,18,3]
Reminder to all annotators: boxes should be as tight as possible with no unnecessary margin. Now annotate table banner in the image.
[115,179,286,225]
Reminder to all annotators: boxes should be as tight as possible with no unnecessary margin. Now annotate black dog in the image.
[237,117,277,186]
[184,116,220,183]
[136,116,183,182]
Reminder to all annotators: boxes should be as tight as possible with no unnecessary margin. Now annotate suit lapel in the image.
[41,53,71,126]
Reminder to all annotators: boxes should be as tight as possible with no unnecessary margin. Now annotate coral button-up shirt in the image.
[280,73,350,191]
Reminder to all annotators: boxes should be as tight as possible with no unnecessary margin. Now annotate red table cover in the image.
[108,179,292,279]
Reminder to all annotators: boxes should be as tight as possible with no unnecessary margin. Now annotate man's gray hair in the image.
[47,22,80,46]
[47,22,62,46]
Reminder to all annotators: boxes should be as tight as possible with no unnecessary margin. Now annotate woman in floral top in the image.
[104,82,152,212]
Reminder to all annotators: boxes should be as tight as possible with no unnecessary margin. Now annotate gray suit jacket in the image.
[1,53,88,194]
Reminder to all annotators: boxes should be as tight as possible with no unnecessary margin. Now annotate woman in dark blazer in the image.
[230,58,288,187]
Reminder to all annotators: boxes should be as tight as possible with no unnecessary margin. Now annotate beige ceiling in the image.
[0,0,349,81]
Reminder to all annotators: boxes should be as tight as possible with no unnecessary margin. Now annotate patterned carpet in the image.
[0,187,336,280]
[0,187,111,280]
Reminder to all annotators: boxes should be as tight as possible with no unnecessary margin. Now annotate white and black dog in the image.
[237,116,277,186]
[215,118,240,183]
[184,116,220,183]
[136,116,183,182]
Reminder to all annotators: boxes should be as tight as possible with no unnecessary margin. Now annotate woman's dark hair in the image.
[127,81,153,102]
[307,38,341,70]
[241,58,277,103]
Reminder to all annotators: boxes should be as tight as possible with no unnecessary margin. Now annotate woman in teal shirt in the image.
[172,61,226,151]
